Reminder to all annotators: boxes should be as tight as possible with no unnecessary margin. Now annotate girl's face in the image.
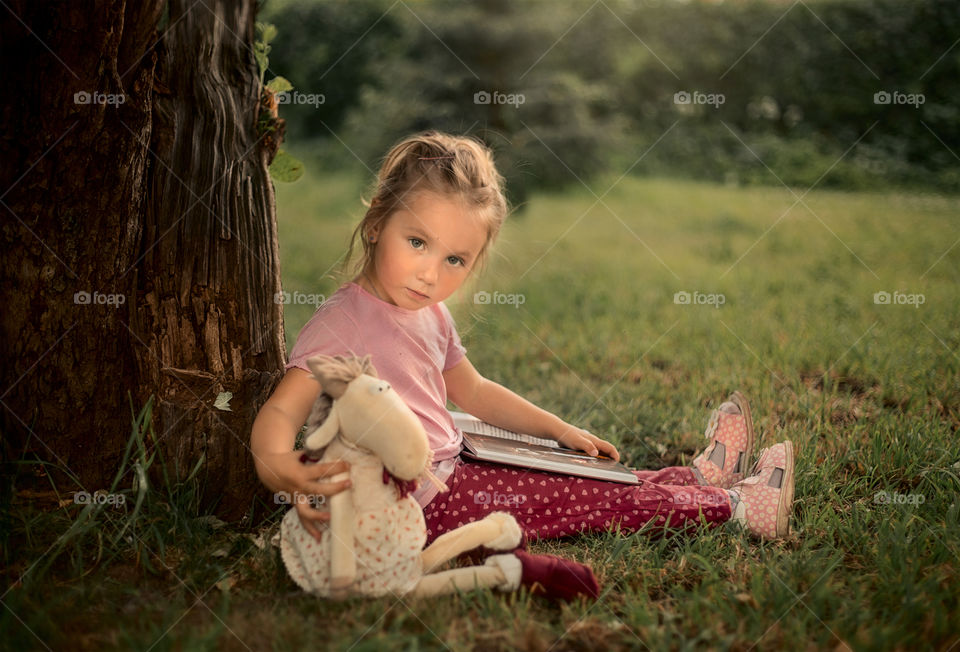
[362,191,487,310]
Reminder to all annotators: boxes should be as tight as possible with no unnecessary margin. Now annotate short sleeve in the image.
[285,305,365,372]
[438,302,467,371]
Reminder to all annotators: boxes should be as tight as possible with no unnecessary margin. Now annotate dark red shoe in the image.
[511,549,600,601]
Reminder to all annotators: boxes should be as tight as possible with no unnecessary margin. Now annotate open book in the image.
[450,411,639,485]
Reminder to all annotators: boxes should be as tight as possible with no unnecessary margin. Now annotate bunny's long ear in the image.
[304,403,340,451]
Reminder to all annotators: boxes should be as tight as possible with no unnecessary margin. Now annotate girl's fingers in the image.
[302,477,351,501]
[580,431,620,461]
[315,460,350,477]
[574,435,599,457]
[296,502,331,542]
[560,427,619,460]
[598,439,621,461]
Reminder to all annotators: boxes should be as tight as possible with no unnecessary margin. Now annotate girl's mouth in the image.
[406,287,429,300]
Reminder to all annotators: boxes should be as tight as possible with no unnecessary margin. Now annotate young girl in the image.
[251,131,795,549]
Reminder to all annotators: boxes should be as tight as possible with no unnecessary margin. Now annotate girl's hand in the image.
[258,450,351,542]
[555,425,621,462]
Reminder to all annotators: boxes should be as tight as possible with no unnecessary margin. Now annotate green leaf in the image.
[266,76,293,94]
[269,148,304,183]
[256,22,277,45]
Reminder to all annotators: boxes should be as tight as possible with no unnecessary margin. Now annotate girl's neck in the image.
[353,272,394,306]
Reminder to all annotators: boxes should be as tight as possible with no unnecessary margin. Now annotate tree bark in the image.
[0,0,286,522]
[136,0,286,522]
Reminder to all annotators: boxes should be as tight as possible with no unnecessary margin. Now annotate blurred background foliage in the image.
[261,0,959,205]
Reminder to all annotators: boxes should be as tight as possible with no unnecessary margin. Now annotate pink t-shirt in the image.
[285,282,467,462]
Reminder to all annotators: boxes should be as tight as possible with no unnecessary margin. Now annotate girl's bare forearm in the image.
[466,380,569,440]
[250,405,299,491]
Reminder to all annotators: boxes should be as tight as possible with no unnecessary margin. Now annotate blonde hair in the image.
[343,131,508,278]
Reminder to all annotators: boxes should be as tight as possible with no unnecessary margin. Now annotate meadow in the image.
[2,160,958,650]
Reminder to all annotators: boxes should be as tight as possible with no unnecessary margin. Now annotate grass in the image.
[3,162,958,650]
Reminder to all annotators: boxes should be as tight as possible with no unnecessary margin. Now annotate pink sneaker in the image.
[729,441,795,539]
[692,391,756,489]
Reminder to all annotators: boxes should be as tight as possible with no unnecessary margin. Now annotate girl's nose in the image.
[417,259,439,285]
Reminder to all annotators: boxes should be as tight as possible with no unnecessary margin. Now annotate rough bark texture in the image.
[0,0,286,522]
[136,0,286,522]
[0,0,164,498]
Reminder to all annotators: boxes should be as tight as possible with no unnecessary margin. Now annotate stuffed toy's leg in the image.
[411,562,518,597]
[420,511,521,573]
[412,548,600,601]
[327,472,356,596]
[413,512,600,601]
[411,512,522,598]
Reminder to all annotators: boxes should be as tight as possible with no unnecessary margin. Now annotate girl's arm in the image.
[443,357,620,461]
[250,368,352,541]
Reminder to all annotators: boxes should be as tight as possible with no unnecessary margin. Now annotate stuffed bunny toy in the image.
[279,354,599,601]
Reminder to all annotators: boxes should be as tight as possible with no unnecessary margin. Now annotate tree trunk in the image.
[136,0,286,522]
[0,0,286,523]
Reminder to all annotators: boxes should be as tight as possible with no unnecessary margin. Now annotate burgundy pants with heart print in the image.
[422,457,732,543]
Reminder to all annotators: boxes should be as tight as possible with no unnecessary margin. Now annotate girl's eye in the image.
[408,237,424,249]
[446,255,465,267]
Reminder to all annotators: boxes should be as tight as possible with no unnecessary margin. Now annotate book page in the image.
[450,411,560,448]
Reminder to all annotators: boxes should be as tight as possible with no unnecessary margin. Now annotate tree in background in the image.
[261,0,405,143]
[264,0,623,207]
[264,0,959,194]
[0,0,287,522]
[612,0,960,190]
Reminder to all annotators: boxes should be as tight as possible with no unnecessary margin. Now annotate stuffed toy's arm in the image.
[327,471,356,595]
